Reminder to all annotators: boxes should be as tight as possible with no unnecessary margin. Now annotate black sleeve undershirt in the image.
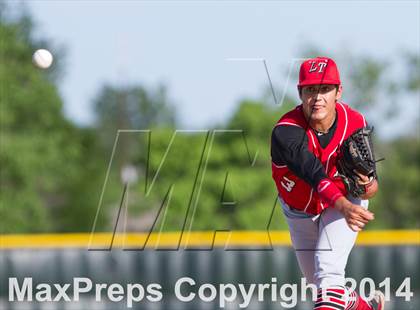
[271,118,337,189]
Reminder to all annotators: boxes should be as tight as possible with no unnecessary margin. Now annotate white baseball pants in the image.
[281,198,369,289]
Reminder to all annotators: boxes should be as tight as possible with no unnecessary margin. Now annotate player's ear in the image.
[298,86,303,100]
[335,85,343,100]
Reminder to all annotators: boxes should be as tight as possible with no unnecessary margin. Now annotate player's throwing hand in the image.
[334,196,375,232]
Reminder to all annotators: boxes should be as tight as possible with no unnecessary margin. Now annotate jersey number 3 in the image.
[281,176,295,192]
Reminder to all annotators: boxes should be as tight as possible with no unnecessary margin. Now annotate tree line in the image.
[1,7,418,233]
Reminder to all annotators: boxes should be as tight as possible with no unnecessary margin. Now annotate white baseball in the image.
[32,49,53,69]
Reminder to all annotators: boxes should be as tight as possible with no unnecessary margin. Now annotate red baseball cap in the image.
[298,57,341,87]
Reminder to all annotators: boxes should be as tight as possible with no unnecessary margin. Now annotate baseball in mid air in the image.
[32,49,53,69]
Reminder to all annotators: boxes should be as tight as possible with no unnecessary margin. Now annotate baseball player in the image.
[271,57,385,310]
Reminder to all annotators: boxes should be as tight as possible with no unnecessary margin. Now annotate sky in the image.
[15,1,420,133]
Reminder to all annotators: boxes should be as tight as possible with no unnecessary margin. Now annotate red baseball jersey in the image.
[271,102,367,215]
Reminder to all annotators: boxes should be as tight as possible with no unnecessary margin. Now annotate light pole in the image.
[110,165,139,248]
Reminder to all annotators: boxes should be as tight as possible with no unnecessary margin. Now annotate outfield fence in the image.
[1,231,419,310]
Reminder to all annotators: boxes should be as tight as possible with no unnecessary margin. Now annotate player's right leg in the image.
[314,199,385,310]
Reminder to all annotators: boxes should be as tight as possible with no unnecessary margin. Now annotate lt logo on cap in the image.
[309,61,328,73]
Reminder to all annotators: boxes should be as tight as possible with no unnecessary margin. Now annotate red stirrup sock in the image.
[314,287,346,310]
[345,289,359,309]
[345,289,373,310]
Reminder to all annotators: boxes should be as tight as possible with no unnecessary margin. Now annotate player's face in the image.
[300,84,342,123]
